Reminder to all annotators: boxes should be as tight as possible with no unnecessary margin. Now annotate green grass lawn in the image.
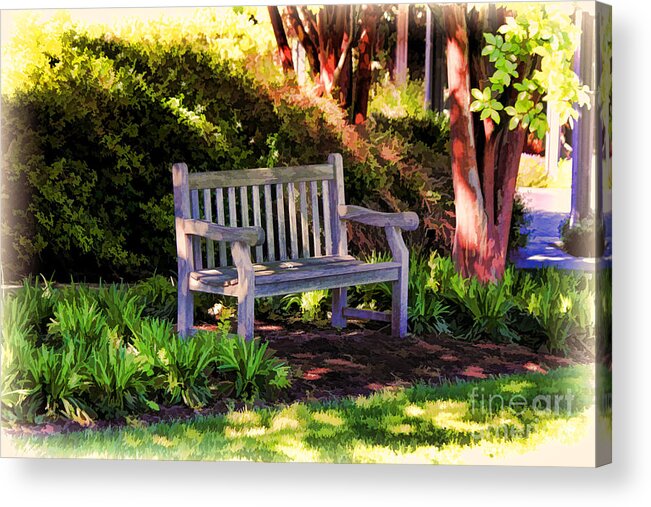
[4,365,595,465]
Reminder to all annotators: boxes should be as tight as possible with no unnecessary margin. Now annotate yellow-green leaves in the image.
[470,87,503,124]
[469,5,591,138]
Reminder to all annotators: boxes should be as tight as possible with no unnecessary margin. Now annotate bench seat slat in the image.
[190,255,399,288]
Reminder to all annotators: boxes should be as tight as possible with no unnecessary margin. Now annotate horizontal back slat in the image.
[188,164,335,189]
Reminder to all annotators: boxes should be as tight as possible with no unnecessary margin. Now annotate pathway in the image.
[509,187,611,271]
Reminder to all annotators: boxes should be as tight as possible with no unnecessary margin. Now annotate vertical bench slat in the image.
[310,180,322,256]
[264,184,275,261]
[239,186,250,227]
[190,189,203,269]
[299,181,310,257]
[329,156,347,255]
[287,182,299,259]
[239,186,251,258]
[252,185,263,263]
[215,188,227,266]
[203,189,215,268]
[322,180,333,255]
[228,187,237,227]
[276,183,288,260]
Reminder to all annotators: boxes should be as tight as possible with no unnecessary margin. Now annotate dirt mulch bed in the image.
[254,320,589,403]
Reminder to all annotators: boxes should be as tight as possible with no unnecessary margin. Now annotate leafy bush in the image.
[215,336,291,402]
[510,194,532,251]
[86,337,155,419]
[350,251,595,352]
[129,275,178,321]
[445,267,519,342]
[560,212,605,258]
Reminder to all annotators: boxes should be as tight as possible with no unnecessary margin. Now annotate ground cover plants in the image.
[1,278,291,426]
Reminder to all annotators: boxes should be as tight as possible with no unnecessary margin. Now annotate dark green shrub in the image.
[510,194,532,251]
[560,213,605,257]
[129,275,178,321]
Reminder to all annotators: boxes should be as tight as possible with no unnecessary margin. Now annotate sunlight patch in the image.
[312,410,344,427]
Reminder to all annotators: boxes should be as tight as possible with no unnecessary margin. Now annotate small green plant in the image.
[95,283,144,339]
[516,268,594,354]
[86,335,157,419]
[282,290,329,323]
[47,298,109,344]
[215,336,290,402]
[445,267,519,342]
[23,338,94,425]
[131,320,218,409]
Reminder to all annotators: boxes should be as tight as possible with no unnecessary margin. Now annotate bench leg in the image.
[237,293,255,341]
[391,276,408,338]
[386,225,409,338]
[177,288,194,338]
[331,287,348,329]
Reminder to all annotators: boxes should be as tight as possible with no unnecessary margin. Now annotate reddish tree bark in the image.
[286,6,320,75]
[268,6,294,73]
[268,6,384,122]
[353,5,380,124]
[444,4,526,282]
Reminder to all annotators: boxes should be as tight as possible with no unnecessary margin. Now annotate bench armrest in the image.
[338,205,419,231]
[181,219,265,247]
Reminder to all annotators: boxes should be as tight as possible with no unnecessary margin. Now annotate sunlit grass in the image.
[5,365,595,465]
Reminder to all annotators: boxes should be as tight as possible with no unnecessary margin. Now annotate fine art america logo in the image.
[469,387,577,441]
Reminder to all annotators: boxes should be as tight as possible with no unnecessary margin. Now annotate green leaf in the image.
[536,122,546,139]
[471,88,485,101]
[480,108,491,121]
[470,100,483,112]
[490,110,501,124]
[509,116,520,130]
[484,33,497,45]
[490,100,504,111]
[483,87,492,101]
[482,45,494,56]
[505,106,517,116]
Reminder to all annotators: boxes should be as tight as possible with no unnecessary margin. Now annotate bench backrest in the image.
[173,153,348,269]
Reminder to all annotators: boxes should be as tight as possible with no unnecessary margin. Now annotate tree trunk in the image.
[352,5,380,123]
[286,6,320,75]
[444,4,525,282]
[268,6,294,74]
[395,4,409,84]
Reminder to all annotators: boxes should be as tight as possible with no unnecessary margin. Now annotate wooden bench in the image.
[172,153,418,340]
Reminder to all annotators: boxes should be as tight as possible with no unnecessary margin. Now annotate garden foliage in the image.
[1,10,454,282]
[1,278,291,425]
